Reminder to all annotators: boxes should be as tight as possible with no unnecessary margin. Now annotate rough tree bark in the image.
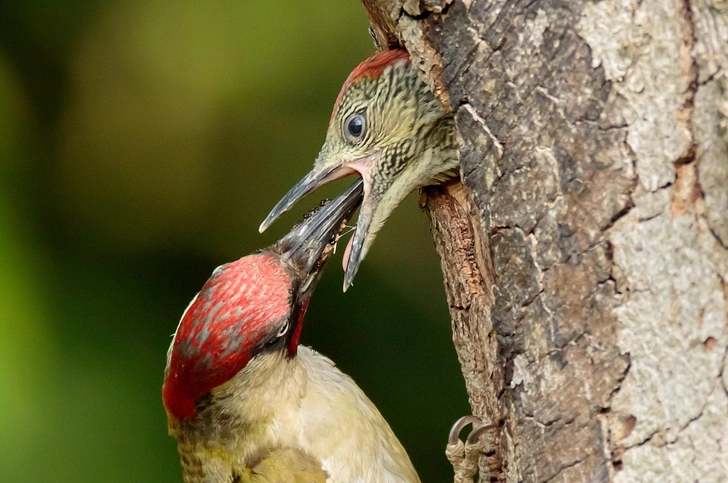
[362,0,728,481]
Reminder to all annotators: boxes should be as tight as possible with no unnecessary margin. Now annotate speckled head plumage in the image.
[260,49,459,290]
[162,255,293,421]
[329,48,411,123]
[163,181,364,422]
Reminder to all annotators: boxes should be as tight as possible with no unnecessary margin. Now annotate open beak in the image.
[261,156,378,292]
[260,163,356,234]
[276,179,364,297]
[340,201,374,292]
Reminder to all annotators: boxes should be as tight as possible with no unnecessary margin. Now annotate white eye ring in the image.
[276,320,290,338]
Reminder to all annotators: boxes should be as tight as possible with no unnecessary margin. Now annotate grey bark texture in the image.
[361,0,728,481]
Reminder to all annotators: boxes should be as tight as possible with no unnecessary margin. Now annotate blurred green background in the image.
[0,1,468,481]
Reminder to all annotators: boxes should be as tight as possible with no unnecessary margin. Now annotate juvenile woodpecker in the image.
[163,180,420,483]
[259,49,459,290]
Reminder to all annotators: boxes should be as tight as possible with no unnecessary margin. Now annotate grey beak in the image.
[341,203,373,292]
[259,165,340,234]
[278,179,363,294]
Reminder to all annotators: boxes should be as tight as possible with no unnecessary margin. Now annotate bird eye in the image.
[344,113,366,142]
[275,320,289,338]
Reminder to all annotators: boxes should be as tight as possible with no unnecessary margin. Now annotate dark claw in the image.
[449,416,482,446]
[448,415,497,446]
[467,421,497,444]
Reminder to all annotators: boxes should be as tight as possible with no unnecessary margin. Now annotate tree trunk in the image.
[362,0,728,481]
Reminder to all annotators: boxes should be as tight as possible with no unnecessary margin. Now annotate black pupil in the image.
[348,116,363,137]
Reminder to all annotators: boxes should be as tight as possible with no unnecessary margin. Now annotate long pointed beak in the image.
[260,164,356,234]
[276,179,363,296]
[341,202,373,292]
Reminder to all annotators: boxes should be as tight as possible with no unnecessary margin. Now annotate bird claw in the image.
[446,415,497,483]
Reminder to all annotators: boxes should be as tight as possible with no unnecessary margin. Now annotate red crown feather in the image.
[163,254,291,420]
[331,49,411,122]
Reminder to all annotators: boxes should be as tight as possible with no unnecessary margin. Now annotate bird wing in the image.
[240,448,329,483]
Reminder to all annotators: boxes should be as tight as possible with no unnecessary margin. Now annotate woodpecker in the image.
[163,180,420,483]
[259,49,459,290]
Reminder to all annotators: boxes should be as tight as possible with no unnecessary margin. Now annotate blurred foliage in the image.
[0,1,468,481]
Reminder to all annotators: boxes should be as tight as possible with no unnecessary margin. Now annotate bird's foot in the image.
[446,415,497,483]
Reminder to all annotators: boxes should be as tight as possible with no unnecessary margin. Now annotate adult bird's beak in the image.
[261,154,379,292]
[275,179,364,298]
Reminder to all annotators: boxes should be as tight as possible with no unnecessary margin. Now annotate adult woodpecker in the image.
[259,48,459,290]
[163,180,420,483]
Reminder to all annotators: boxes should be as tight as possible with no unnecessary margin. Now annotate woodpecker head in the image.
[163,181,363,422]
[260,49,457,291]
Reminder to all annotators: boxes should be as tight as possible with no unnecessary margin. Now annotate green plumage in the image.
[239,448,327,483]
